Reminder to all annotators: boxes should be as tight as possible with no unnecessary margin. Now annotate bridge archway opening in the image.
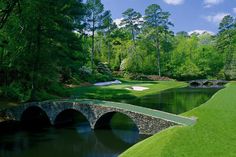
[21,106,51,129]
[95,112,138,131]
[190,82,201,87]
[54,109,91,131]
[217,82,226,86]
[94,112,140,143]
[203,81,214,87]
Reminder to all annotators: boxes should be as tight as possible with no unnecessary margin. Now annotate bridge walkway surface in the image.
[67,99,196,126]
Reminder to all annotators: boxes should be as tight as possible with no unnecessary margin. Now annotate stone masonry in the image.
[0,101,185,135]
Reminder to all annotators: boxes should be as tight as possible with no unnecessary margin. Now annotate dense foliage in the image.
[0,0,86,101]
[95,5,236,81]
[0,1,236,101]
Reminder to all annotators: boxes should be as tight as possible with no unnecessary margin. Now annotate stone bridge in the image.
[189,80,228,88]
[0,99,195,135]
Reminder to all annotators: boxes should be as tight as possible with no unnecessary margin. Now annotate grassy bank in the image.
[0,80,187,110]
[70,80,187,101]
[120,82,236,157]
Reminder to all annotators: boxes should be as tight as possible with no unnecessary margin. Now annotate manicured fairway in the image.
[70,80,187,100]
[120,83,236,157]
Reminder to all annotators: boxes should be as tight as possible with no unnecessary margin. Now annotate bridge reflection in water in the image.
[0,125,147,157]
[0,108,147,157]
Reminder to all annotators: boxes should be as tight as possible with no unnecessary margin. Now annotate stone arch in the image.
[203,81,214,87]
[20,106,51,127]
[216,81,226,86]
[93,111,139,132]
[53,109,91,128]
[190,81,201,87]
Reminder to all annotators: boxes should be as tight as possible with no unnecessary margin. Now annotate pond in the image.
[0,87,221,157]
[118,87,220,114]
[0,113,146,157]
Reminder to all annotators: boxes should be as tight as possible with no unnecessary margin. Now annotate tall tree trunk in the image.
[225,33,233,69]
[0,47,4,67]
[91,17,95,71]
[4,65,9,96]
[224,32,235,79]
[0,48,9,95]
[156,39,161,77]
[4,49,8,94]
[107,42,111,66]
[31,18,41,101]
[131,28,136,46]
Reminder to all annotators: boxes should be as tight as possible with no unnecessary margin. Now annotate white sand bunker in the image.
[126,86,149,91]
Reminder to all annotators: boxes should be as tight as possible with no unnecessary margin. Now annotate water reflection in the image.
[120,87,220,114]
[111,129,140,144]
[0,116,145,157]
[0,87,221,157]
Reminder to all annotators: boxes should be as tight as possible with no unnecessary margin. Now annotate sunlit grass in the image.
[70,80,187,100]
[120,82,236,157]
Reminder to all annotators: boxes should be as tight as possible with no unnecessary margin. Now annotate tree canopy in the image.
[0,2,235,102]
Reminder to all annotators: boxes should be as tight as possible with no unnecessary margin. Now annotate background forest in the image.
[0,0,236,102]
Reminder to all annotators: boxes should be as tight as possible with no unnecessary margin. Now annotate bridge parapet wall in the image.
[189,80,228,88]
[1,101,181,135]
[86,104,177,135]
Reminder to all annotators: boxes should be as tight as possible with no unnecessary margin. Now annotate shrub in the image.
[217,69,226,80]
[79,66,93,80]
[122,72,173,81]
[1,82,30,101]
[97,62,112,76]
[94,72,113,82]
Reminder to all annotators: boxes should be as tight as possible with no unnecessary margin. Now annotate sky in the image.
[101,0,236,34]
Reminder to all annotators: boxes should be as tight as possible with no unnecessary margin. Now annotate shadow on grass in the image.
[70,86,137,102]
[120,80,159,85]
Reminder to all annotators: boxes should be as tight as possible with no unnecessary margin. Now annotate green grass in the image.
[69,80,187,100]
[120,82,236,157]
[67,80,194,126]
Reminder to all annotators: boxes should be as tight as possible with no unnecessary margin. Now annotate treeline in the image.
[0,0,236,101]
[96,6,236,81]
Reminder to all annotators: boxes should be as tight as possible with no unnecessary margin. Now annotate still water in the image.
[0,124,144,157]
[119,87,220,114]
[0,113,145,157]
[0,87,220,157]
